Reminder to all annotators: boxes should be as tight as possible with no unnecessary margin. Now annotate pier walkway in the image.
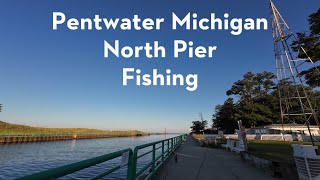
[153,136,276,180]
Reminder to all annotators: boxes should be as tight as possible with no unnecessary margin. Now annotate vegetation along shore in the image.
[0,121,145,143]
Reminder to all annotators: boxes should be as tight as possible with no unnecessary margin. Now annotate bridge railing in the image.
[18,134,188,180]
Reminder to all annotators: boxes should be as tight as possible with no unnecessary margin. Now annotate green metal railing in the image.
[130,134,187,179]
[18,134,188,180]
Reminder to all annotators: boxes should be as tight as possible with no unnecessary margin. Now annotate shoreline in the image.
[0,121,145,144]
[0,133,145,144]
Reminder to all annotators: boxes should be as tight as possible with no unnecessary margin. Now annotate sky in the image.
[0,0,319,133]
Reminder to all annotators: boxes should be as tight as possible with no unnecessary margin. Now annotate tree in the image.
[291,9,320,87]
[212,70,320,132]
[212,98,237,133]
[199,113,207,130]
[226,71,277,127]
[213,72,278,132]
[275,79,320,124]
[190,120,206,134]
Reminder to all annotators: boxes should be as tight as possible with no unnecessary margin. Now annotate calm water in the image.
[0,134,178,179]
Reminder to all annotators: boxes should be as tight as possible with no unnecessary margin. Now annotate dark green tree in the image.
[275,78,320,124]
[212,98,237,133]
[190,120,206,134]
[226,71,277,127]
[211,70,320,132]
[291,9,320,87]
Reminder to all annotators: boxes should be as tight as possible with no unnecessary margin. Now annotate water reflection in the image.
[70,140,77,151]
[0,134,177,179]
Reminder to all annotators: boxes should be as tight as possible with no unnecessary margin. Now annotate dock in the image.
[153,136,276,180]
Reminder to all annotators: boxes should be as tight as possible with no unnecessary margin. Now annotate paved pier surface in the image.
[153,136,276,180]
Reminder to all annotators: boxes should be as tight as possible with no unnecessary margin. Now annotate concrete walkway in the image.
[153,136,277,180]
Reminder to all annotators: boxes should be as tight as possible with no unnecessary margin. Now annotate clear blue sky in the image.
[0,0,319,133]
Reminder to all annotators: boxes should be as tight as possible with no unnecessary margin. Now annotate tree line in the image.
[211,9,320,133]
[190,8,320,134]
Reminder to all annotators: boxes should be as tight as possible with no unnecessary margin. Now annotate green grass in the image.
[192,134,320,164]
[248,140,320,164]
[0,121,144,136]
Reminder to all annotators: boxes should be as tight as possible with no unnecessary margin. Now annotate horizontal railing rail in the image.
[18,148,133,180]
[17,134,188,180]
[130,134,187,179]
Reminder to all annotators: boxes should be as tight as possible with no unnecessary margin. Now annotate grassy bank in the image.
[0,121,144,136]
[248,140,320,164]
[191,134,320,164]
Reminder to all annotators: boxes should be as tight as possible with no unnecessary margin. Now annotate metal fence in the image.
[17,134,188,180]
[204,134,320,142]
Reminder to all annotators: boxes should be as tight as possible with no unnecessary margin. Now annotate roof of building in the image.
[250,123,319,129]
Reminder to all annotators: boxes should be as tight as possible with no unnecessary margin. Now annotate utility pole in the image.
[270,0,320,146]
[200,113,205,136]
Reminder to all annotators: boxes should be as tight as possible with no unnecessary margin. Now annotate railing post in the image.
[173,138,175,149]
[152,144,156,172]
[167,139,169,156]
[176,137,178,146]
[161,141,164,161]
[127,150,134,180]
[171,138,173,152]
[129,148,138,180]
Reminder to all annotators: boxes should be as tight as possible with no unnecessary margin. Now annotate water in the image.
[0,134,178,179]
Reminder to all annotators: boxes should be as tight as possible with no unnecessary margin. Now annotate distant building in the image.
[248,124,320,135]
